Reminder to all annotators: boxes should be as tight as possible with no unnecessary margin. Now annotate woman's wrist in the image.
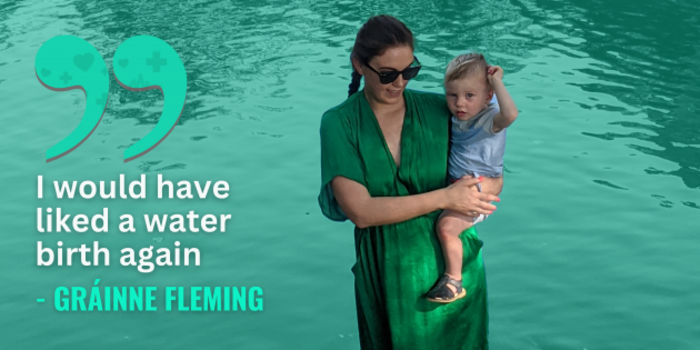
[434,188,448,210]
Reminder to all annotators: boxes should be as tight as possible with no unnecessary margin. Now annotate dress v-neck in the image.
[360,89,410,176]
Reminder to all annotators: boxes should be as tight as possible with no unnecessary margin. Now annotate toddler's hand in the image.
[487,65,504,84]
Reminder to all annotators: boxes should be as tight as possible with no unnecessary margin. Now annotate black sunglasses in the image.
[363,56,421,84]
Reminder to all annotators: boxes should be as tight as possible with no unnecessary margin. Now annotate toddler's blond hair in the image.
[444,52,490,88]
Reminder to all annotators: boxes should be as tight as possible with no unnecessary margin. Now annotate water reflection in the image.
[0,2,22,56]
[524,0,700,190]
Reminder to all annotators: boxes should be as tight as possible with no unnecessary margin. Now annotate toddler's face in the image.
[444,74,493,121]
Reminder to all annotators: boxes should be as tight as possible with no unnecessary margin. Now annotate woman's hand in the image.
[442,176,500,216]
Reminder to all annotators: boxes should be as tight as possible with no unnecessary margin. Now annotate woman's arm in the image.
[332,176,499,229]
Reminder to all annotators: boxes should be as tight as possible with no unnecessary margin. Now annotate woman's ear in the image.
[351,57,364,76]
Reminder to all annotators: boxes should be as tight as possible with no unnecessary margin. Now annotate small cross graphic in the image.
[60,71,72,84]
[146,52,167,73]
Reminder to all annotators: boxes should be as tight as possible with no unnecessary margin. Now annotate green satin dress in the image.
[318,89,489,350]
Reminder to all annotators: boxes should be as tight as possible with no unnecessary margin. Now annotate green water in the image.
[1,0,698,349]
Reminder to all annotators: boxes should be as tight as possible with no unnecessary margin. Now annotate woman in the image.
[318,15,500,350]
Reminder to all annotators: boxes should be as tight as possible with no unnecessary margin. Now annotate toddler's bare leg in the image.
[436,210,475,280]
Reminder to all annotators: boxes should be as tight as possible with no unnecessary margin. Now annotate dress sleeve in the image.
[318,110,366,221]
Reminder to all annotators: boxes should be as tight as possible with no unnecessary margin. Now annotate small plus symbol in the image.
[60,71,72,84]
[146,52,167,73]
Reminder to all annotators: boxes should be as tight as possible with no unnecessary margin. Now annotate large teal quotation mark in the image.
[35,35,187,163]
[35,36,108,162]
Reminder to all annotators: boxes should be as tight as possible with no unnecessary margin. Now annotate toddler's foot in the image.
[425,274,466,303]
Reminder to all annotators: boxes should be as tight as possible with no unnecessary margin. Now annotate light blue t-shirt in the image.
[448,98,505,179]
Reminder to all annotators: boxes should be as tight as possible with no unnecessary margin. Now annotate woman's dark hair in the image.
[348,15,414,97]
